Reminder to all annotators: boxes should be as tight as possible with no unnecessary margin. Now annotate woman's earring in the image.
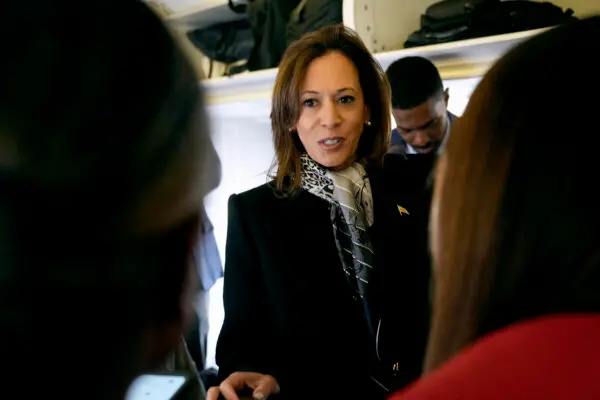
[365,121,372,127]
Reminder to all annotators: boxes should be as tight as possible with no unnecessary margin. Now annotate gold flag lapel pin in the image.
[397,205,410,216]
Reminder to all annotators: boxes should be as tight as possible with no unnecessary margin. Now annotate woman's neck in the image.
[329,154,359,172]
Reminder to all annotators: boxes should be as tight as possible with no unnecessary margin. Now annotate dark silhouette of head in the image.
[0,1,219,397]
[427,16,600,372]
[387,57,449,154]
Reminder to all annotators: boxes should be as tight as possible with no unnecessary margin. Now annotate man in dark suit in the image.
[386,57,457,155]
[384,57,455,251]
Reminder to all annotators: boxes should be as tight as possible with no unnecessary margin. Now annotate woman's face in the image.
[295,51,369,168]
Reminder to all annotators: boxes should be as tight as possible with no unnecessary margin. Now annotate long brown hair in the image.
[270,24,391,195]
[426,16,600,371]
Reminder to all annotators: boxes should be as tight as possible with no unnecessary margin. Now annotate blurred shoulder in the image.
[231,182,278,206]
[382,153,436,189]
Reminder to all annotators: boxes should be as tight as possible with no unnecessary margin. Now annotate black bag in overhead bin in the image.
[191,0,343,73]
[420,0,492,33]
[286,0,343,46]
[246,0,342,71]
[405,0,576,48]
[187,19,254,66]
[468,1,576,37]
[186,0,255,77]
[186,0,296,75]
[404,26,472,47]
[246,0,302,71]
[405,0,498,47]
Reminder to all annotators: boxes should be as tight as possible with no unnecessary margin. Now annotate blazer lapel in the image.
[284,190,355,299]
[366,167,411,321]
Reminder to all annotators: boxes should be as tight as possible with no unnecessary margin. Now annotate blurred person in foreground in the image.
[0,1,219,399]
[391,15,600,400]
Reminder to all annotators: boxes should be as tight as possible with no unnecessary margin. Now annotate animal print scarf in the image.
[300,153,375,298]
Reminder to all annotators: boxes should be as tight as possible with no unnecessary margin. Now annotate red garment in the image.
[391,314,600,400]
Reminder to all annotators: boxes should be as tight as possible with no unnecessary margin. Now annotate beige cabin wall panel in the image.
[344,0,439,53]
[546,0,600,17]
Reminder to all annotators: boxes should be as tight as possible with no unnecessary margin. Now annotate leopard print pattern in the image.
[300,153,335,203]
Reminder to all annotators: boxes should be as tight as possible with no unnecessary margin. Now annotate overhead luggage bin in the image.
[150,0,598,114]
[343,0,438,53]
[204,28,547,113]
[150,0,245,31]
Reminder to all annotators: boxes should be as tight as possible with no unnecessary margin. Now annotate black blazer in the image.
[215,155,435,399]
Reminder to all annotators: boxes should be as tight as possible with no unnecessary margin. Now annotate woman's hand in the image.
[207,372,280,400]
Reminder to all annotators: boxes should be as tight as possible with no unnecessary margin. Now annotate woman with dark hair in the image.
[1,1,219,398]
[208,25,431,400]
[392,15,600,400]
